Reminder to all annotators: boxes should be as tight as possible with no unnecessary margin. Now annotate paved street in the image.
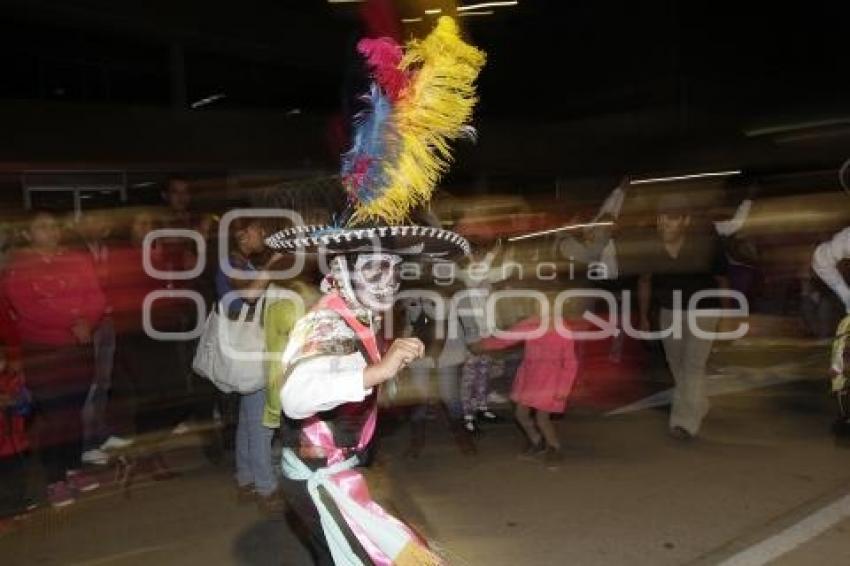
[1,376,849,566]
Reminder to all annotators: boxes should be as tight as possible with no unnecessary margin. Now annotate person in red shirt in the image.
[2,210,106,508]
[0,293,30,525]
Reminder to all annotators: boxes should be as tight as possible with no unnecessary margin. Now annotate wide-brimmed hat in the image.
[265,223,470,258]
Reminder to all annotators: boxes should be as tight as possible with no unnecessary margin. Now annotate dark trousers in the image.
[112,333,189,437]
[23,344,93,484]
[0,453,29,518]
[280,457,372,566]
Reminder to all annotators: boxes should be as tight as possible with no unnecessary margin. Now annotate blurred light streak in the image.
[458,1,518,10]
[507,221,614,242]
[424,8,442,15]
[459,10,495,17]
[402,17,424,23]
[629,170,741,185]
[745,118,850,137]
[190,93,226,109]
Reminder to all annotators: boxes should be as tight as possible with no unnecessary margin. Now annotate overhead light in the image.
[458,1,518,11]
[191,93,227,109]
[459,10,495,16]
[424,8,442,15]
[508,221,614,242]
[402,17,423,23]
[629,170,741,185]
[745,118,850,138]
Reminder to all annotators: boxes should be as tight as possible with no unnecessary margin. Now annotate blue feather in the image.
[341,83,398,206]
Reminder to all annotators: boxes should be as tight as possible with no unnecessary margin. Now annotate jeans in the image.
[82,317,116,450]
[410,364,463,421]
[236,388,277,496]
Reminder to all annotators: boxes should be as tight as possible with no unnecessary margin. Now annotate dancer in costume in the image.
[265,16,485,565]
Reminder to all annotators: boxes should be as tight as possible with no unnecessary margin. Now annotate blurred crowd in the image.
[1,173,849,527]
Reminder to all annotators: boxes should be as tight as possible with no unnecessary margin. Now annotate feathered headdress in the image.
[342,16,486,224]
[266,17,484,259]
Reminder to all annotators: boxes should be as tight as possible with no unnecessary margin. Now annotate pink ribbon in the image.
[300,292,426,565]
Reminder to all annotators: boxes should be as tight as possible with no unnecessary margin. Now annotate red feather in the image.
[357,37,409,101]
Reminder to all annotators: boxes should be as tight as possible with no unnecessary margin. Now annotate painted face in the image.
[350,253,402,311]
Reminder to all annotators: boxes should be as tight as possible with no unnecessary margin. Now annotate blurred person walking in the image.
[2,210,106,507]
[638,194,729,440]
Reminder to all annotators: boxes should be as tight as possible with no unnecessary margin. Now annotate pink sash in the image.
[300,292,425,565]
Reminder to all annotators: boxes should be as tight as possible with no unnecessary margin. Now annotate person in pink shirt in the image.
[474,300,579,469]
[2,210,106,508]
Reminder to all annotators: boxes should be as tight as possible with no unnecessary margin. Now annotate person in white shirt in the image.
[812,227,850,313]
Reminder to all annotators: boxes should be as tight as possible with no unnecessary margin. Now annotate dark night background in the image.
[0,1,848,194]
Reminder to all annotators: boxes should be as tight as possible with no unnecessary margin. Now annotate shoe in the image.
[171,421,192,436]
[47,481,76,508]
[82,449,110,466]
[100,436,134,451]
[256,490,286,517]
[463,415,478,434]
[236,484,256,504]
[544,447,564,470]
[518,438,546,461]
[476,409,503,424]
[66,470,101,493]
[486,391,509,405]
[669,426,694,441]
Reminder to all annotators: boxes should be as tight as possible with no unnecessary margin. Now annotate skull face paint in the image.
[350,253,402,311]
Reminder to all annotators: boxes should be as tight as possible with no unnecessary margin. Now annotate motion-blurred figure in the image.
[3,210,106,507]
[638,194,729,440]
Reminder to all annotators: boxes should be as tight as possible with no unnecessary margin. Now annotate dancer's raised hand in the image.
[363,338,424,387]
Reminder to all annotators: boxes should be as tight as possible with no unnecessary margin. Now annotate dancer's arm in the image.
[281,337,424,420]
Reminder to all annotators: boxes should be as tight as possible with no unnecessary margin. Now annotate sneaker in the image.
[486,391,509,405]
[544,447,564,470]
[47,481,76,508]
[100,436,134,451]
[463,415,478,434]
[518,438,546,461]
[171,421,192,436]
[66,470,100,493]
[82,449,110,466]
[476,409,503,423]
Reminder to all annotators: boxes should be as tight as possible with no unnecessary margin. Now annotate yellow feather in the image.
[351,16,486,224]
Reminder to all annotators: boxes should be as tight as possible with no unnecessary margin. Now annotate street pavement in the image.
[1,379,849,565]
